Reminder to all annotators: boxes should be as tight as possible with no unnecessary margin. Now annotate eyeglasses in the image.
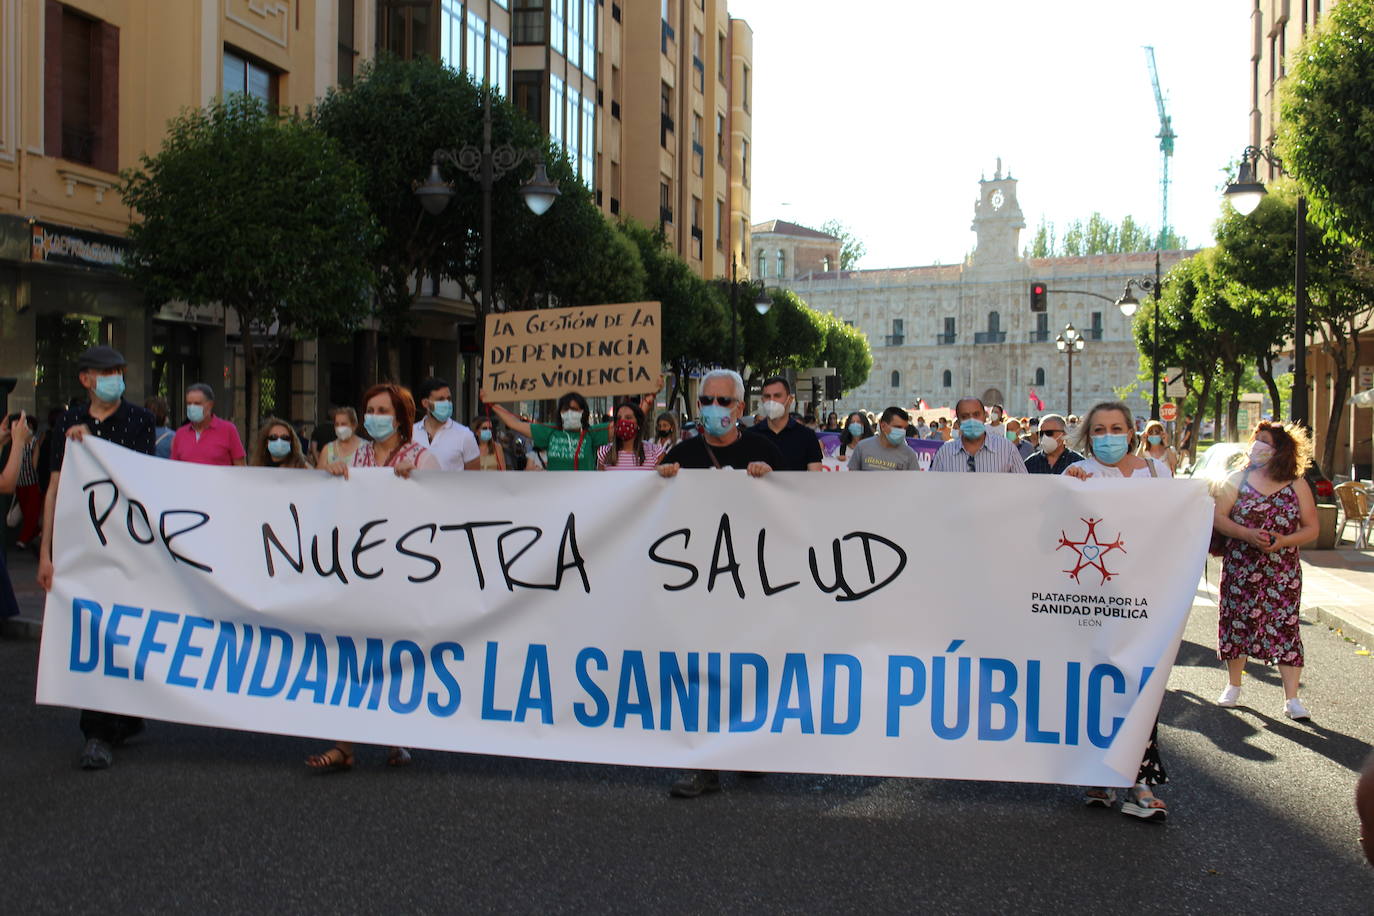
[698,396,738,407]
[266,435,291,443]
[1041,429,1065,438]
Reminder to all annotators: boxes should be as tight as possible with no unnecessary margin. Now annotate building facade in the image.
[0,0,755,434]
[757,170,1192,420]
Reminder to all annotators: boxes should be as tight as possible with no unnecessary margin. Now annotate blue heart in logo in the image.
[1082,545,1100,560]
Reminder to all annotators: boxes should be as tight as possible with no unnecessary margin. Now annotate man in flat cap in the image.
[38,345,157,770]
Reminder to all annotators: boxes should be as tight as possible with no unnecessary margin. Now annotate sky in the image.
[726,0,1252,268]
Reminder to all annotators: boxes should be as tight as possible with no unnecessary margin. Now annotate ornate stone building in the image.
[756,167,1193,418]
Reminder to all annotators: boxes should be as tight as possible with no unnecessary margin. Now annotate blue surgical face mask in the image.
[93,373,125,403]
[1093,433,1130,464]
[430,400,453,423]
[959,418,986,440]
[479,428,492,443]
[847,422,865,439]
[267,438,291,459]
[185,404,206,424]
[886,427,906,445]
[1147,434,1162,446]
[364,414,397,441]
[700,404,734,437]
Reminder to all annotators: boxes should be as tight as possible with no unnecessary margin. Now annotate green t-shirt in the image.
[531,422,611,471]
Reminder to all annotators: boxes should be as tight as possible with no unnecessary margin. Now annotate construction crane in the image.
[1144,46,1176,249]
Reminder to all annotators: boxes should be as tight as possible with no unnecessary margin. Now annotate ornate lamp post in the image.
[1056,323,1085,415]
[1222,144,1308,427]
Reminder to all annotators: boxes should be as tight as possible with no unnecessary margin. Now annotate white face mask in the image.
[561,410,583,431]
[335,425,354,441]
[760,399,786,420]
[1249,441,1275,466]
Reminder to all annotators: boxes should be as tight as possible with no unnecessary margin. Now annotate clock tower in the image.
[971,158,1025,266]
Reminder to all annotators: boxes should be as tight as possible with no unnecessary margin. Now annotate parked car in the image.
[1185,442,1249,485]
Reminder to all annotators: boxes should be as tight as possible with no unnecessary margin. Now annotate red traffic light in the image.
[1030,282,1047,312]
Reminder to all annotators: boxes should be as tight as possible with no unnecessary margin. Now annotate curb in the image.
[1305,605,1374,653]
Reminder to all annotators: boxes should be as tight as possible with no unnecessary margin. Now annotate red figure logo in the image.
[1057,518,1126,584]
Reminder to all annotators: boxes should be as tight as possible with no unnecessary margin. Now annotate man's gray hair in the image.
[1039,413,1066,429]
[186,382,216,402]
[700,368,745,401]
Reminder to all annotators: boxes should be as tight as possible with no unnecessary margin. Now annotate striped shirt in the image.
[930,432,1029,473]
[597,440,665,470]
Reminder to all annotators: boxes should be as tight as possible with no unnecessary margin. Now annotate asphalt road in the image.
[1,580,1371,914]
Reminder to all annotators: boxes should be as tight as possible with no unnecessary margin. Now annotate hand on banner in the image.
[322,461,350,480]
[657,462,680,478]
[392,460,418,479]
[1064,465,1092,480]
[65,424,92,442]
[746,462,772,478]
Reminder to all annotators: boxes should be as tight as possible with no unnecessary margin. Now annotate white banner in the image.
[37,438,1212,786]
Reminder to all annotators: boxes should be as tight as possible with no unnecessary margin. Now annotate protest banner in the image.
[38,438,1211,786]
[483,301,661,401]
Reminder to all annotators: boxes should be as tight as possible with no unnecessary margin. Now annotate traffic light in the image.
[1030,282,1047,312]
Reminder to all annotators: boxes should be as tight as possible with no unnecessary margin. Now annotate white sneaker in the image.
[1284,697,1311,720]
[1217,684,1242,707]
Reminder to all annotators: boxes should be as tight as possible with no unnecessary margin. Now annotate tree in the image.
[817,313,873,395]
[820,219,867,270]
[1278,0,1374,249]
[1029,213,1187,257]
[120,95,377,434]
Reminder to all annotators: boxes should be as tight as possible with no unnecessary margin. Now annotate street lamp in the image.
[1223,144,1308,428]
[414,86,561,327]
[1056,323,1085,415]
[728,255,771,373]
[1113,251,1165,419]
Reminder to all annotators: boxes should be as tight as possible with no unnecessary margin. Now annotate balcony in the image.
[884,334,905,347]
[660,206,674,226]
[612,3,621,23]
[660,112,674,147]
[936,333,956,345]
[1028,330,1050,343]
[1084,327,1104,341]
[974,331,1007,344]
[661,20,675,54]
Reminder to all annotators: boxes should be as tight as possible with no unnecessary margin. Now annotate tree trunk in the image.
[361,329,380,390]
[239,310,261,438]
[1323,363,1353,477]
[1227,362,1243,442]
[1186,372,1214,461]
[1257,355,1282,421]
[1213,379,1224,444]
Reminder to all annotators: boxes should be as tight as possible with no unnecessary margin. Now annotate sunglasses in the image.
[1041,429,1065,437]
[698,396,738,407]
[266,434,292,443]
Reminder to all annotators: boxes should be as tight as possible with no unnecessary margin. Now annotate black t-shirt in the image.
[664,432,784,470]
[51,399,157,473]
[744,417,822,471]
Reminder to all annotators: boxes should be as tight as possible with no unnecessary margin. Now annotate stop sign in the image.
[1160,402,1178,422]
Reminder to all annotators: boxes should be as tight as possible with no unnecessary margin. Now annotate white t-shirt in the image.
[411,418,480,470]
[1068,456,1173,478]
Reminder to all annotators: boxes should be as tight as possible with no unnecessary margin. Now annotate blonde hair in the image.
[1135,419,1168,456]
[1075,401,1137,457]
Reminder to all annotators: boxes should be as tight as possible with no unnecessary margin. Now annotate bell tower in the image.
[971,158,1025,266]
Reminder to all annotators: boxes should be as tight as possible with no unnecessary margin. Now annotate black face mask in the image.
[657,428,671,437]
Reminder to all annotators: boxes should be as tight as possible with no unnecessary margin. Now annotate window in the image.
[742,63,751,113]
[715,197,724,251]
[775,249,784,278]
[757,248,767,278]
[514,70,542,123]
[45,4,119,171]
[440,0,462,68]
[716,112,726,163]
[988,311,1000,332]
[466,9,486,82]
[889,318,904,346]
[566,85,580,167]
[491,30,509,97]
[582,0,596,78]
[1090,311,1103,340]
[718,31,726,81]
[567,0,580,69]
[513,0,545,44]
[223,48,277,107]
[550,74,564,149]
[938,316,955,344]
[942,370,953,388]
[1034,367,1045,386]
[610,65,621,119]
[692,29,704,92]
[377,0,432,58]
[338,0,357,86]
[692,113,703,176]
[660,82,674,148]
[610,160,621,214]
[691,196,703,260]
[1033,312,1049,341]
[551,0,565,55]
[891,371,901,389]
[581,94,595,184]
[741,137,749,186]
[660,179,673,225]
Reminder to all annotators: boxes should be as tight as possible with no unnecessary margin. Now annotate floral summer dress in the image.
[1218,475,1304,666]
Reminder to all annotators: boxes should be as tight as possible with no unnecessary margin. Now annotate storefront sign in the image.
[30,222,126,271]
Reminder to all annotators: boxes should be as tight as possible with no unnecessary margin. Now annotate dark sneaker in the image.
[669,769,721,798]
[112,718,145,746]
[79,738,113,770]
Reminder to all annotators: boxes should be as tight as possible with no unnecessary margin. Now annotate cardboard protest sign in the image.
[484,301,661,401]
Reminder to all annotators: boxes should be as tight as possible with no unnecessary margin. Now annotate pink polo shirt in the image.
[170,415,246,466]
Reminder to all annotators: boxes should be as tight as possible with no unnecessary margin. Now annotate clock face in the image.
[991,189,1005,210]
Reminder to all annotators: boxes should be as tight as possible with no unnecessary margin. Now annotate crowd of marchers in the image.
[0,346,1330,832]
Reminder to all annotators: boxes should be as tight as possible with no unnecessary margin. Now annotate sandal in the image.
[387,747,412,768]
[1121,783,1168,821]
[1083,787,1117,808]
[305,745,354,772]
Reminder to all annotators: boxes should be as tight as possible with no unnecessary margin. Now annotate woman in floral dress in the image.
[1212,421,1319,719]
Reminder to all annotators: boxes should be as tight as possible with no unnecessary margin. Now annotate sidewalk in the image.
[6,541,1374,648]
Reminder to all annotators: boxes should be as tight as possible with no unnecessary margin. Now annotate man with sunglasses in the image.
[658,369,782,480]
[1024,413,1084,475]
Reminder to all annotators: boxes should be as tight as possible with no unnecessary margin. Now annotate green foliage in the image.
[820,219,867,270]
[120,94,377,431]
[1029,213,1187,257]
[1278,0,1374,248]
[817,314,874,394]
[618,219,726,373]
